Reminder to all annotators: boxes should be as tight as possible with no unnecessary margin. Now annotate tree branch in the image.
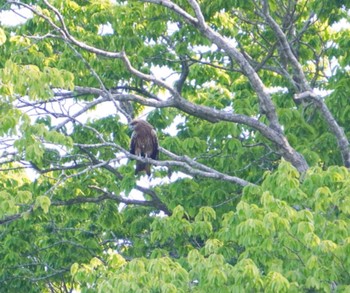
[72,86,308,173]
[75,140,253,186]
[260,0,310,91]
[159,147,253,186]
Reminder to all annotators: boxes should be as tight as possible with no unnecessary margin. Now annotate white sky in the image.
[0,5,32,26]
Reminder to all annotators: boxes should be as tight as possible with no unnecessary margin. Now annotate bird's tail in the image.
[135,162,151,176]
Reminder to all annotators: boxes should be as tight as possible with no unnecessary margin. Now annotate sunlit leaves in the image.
[0,28,6,46]
[231,258,263,291]
[0,60,74,100]
[73,254,189,292]
[265,271,290,293]
[0,107,22,136]
[35,195,51,214]
[16,191,32,204]
[0,191,18,218]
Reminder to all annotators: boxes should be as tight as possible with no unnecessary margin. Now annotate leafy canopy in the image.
[0,0,350,292]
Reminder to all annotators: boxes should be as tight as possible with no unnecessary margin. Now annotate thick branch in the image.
[73,86,308,173]
[187,0,206,27]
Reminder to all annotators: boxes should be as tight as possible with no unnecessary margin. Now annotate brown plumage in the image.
[129,119,158,176]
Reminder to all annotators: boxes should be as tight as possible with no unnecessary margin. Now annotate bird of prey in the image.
[129,119,159,176]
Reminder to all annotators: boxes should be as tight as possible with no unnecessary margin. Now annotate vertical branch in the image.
[261,0,310,91]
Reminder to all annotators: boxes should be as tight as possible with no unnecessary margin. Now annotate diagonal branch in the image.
[159,147,253,186]
[187,0,206,27]
[75,141,253,186]
[73,86,308,173]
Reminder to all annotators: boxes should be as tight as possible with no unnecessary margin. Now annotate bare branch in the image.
[187,0,206,27]
[120,51,179,98]
[260,0,310,91]
[75,140,253,186]
[53,96,109,130]
[7,1,122,58]
[159,147,253,186]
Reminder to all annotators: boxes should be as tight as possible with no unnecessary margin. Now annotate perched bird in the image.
[129,119,159,176]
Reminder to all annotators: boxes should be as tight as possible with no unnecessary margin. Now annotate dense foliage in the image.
[0,0,350,292]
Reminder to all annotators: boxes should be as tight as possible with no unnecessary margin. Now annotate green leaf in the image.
[35,195,51,214]
[205,239,223,255]
[0,28,6,46]
[188,249,203,267]
[25,143,44,162]
[90,257,103,269]
[16,191,32,204]
[172,205,186,220]
[71,263,79,276]
[264,272,290,293]
[22,210,31,221]
[195,206,216,222]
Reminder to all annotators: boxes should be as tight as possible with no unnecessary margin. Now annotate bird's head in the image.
[129,119,154,131]
[129,119,140,131]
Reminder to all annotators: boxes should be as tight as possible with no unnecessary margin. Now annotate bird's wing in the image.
[150,129,159,160]
[130,131,137,155]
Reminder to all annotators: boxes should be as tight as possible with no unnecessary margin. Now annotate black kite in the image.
[129,119,159,176]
